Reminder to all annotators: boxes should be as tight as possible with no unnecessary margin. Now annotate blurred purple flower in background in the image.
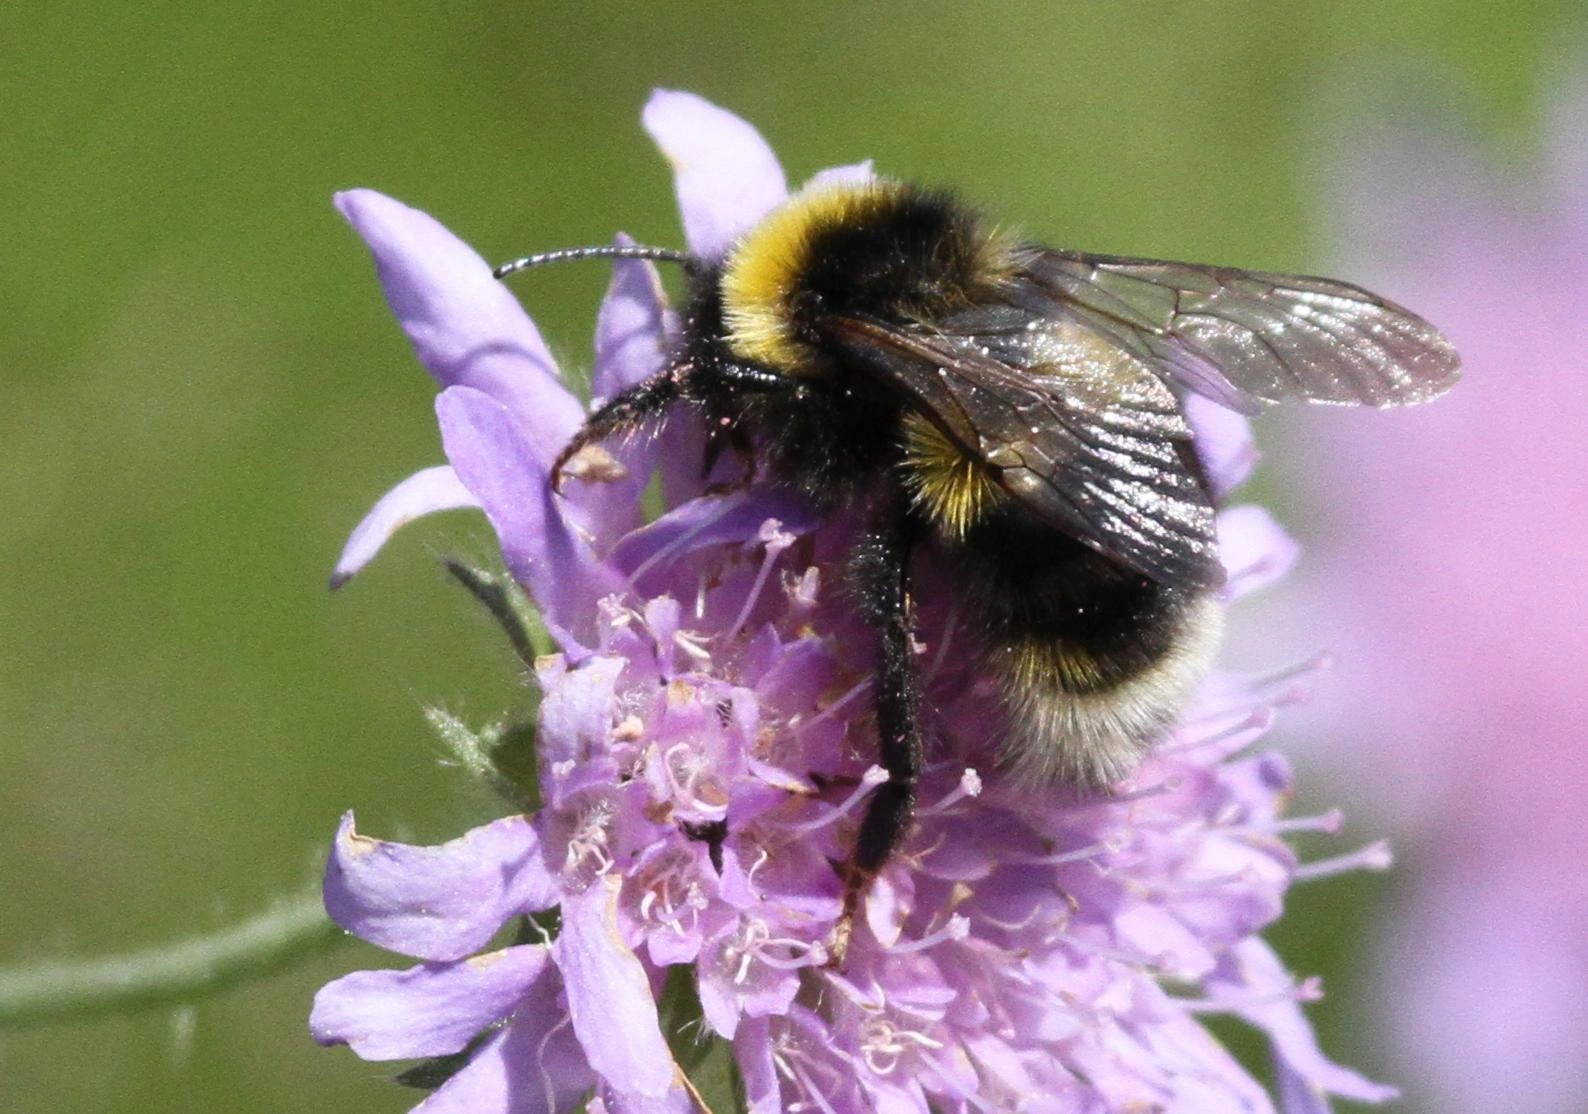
[1285,81,1588,1114]
[311,90,1394,1113]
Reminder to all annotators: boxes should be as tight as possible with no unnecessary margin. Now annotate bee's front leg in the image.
[551,367,689,489]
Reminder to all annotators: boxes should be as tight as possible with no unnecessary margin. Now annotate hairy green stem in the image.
[0,888,338,1025]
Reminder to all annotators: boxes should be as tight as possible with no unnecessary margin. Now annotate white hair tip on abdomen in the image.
[997,597,1224,789]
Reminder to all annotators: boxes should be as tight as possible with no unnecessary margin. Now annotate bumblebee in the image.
[497,178,1458,915]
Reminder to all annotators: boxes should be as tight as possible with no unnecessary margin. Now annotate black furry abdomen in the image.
[958,508,1189,691]
[947,506,1220,786]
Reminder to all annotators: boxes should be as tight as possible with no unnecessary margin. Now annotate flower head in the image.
[313,89,1390,1114]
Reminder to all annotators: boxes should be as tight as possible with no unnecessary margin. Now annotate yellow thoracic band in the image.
[721,179,912,373]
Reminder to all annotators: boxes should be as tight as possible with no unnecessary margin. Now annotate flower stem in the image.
[0,888,338,1025]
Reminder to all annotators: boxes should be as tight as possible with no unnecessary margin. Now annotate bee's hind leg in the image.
[832,514,924,961]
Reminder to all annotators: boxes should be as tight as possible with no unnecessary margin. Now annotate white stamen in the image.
[1264,808,1345,836]
[1159,707,1274,758]
[744,846,772,891]
[672,628,713,661]
[888,915,970,954]
[786,1060,842,1114]
[1004,834,1127,868]
[564,800,615,875]
[1177,974,1325,1013]
[918,768,982,815]
[1110,775,1183,803]
[726,519,795,638]
[786,765,889,834]
[796,677,872,733]
[624,500,739,588]
[1294,839,1393,881]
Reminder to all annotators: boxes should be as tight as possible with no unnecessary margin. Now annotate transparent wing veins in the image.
[832,317,1222,587]
[1027,250,1461,411]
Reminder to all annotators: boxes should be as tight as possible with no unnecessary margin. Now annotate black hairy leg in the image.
[833,514,923,960]
[551,367,686,486]
[553,347,799,490]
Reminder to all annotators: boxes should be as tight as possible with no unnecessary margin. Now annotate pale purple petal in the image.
[608,489,820,593]
[866,1076,929,1114]
[331,465,481,589]
[654,419,725,514]
[1217,505,1301,601]
[1274,1058,1333,1114]
[533,655,625,803]
[1184,392,1257,500]
[605,1085,701,1114]
[436,385,620,639]
[415,986,597,1114]
[1219,939,1398,1105]
[323,812,557,962]
[863,872,907,949]
[696,962,740,1041]
[335,189,585,467]
[643,89,787,258]
[592,235,673,401]
[570,236,676,542]
[413,1027,520,1114]
[310,945,550,1059]
[734,1017,782,1114]
[803,161,875,190]
[555,876,678,1101]
[1111,903,1215,980]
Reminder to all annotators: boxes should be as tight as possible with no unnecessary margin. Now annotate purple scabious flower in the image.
[312,89,1390,1114]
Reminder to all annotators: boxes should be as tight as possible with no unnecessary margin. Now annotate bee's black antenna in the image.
[492,245,695,280]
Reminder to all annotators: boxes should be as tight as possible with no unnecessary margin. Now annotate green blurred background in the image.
[2,3,1581,1111]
